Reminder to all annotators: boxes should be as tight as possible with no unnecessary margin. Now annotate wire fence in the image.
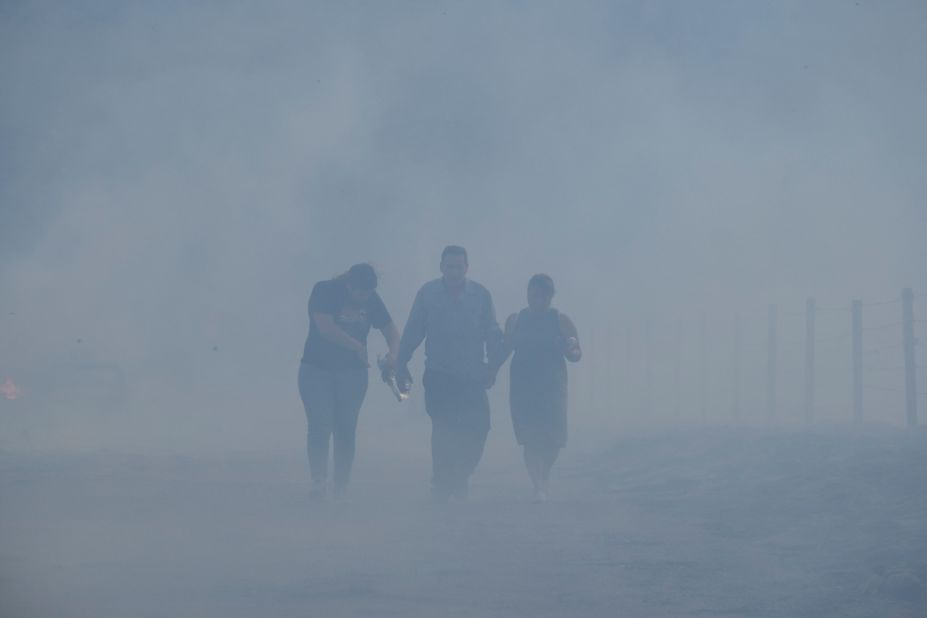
[573,288,921,428]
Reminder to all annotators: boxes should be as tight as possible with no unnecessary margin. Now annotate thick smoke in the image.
[1,1,925,444]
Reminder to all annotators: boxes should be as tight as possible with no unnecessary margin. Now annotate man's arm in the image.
[397,288,427,369]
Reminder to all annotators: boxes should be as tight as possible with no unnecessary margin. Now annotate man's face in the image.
[440,254,468,285]
[345,283,373,305]
[527,285,553,311]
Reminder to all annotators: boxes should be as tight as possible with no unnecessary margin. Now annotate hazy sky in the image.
[2,1,926,442]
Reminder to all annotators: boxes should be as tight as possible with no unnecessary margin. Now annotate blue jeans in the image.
[297,363,368,488]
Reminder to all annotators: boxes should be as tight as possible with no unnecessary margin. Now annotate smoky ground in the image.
[2,420,926,618]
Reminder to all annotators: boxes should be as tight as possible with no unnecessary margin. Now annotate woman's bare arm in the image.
[558,313,582,362]
[496,312,519,368]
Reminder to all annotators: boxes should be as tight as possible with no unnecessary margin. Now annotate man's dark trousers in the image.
[423,369,490,499]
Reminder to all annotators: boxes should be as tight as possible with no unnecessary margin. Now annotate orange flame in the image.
[1,377,22,400]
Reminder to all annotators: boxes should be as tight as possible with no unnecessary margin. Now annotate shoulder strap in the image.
[553,308,573,340]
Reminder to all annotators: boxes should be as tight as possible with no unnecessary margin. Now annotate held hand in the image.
[377,354,395,382]
[563,337,581,361]
[396,364,413,393]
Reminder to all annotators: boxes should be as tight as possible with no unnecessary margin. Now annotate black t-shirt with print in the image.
[301,278,392,370]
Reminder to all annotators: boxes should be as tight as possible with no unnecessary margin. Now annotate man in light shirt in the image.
[397,246,504,502]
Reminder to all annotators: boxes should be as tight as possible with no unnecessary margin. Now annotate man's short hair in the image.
[345,263,378,290]
[441,245,468,264]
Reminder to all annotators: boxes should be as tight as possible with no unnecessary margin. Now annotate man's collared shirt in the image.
[398,278,503,382]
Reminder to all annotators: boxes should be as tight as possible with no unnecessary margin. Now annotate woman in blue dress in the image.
[503,274,581,501]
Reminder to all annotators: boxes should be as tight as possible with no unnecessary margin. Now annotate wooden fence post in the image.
[804,298,816,422]
[902,288,918,427]
[852,300,863,423]
[733,314,742,420]
[673,321,682,417]
[766,304,778,421]
[699,314,708,420]
[644,318,653,416]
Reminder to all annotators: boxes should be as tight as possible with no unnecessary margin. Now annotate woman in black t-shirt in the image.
[298,263,399,499]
